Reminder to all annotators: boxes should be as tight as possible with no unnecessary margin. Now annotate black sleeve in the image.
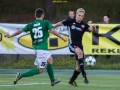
[61,18,72,26]
[84,23,90,31]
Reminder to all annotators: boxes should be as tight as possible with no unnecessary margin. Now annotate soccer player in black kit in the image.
[54,8,97,86]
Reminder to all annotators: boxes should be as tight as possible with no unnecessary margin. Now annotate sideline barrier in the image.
[0,23,120,55]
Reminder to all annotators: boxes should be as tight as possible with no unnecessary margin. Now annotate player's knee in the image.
[77,53,83,59]
[39,68,44,73]
[48,59,53,64]
[47,56,53,64]
[78,58,83,65]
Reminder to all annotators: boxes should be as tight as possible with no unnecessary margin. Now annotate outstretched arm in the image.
[54,22,63,28]
[88,25,97,33]
[49,28,67,42]
[4,30,23,38]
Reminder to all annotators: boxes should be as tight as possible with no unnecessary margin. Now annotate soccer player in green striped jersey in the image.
[5,8,66,86]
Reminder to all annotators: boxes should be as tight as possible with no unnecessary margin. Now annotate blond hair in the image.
[76,8,85,14]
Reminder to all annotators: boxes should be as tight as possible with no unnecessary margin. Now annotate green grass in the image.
[0,74,119,90]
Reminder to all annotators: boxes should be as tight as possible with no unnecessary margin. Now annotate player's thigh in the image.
[75,47,83,58]
[34,50,51,69]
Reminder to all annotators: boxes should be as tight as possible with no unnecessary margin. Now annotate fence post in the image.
[16,54,19,62]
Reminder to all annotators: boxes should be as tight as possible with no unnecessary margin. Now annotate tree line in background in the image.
[0,0,120,23]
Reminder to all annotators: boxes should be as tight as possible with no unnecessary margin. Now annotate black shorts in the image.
[69,44,84,60]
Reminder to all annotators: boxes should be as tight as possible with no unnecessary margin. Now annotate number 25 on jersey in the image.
[32,27,43,39]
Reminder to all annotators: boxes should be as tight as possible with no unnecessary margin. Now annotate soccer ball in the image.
[85,56,96,66]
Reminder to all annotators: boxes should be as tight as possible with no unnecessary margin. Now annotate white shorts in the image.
[34,50,51,68]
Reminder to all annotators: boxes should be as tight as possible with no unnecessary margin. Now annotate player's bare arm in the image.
[54,22,63,28]
[4,30,23,38]
[50,28,67,42]
[88,25,97,33]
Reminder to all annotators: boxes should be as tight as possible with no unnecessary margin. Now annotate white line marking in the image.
[0,82,48,86]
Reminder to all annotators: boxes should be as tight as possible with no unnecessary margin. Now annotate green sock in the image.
[23,68,40,77]
[47,64,55,81]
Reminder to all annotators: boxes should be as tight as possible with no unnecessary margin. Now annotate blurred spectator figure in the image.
[100,14,110,24]
[100,14,111,59]
[102,14,111,59]
[67,11,75,19]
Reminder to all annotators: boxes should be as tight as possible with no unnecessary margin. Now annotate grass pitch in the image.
[0,73,120,90]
